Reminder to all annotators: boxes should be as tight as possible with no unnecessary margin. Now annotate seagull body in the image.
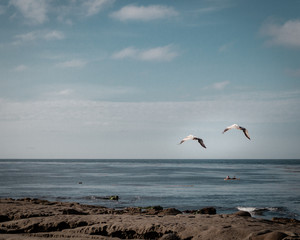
[222,124,250,140]
[179,135,206,148]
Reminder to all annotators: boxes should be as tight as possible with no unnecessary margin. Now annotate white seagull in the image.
[222,124,251,140]
[179,135,207,148]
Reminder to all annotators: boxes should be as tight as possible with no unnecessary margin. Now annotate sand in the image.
[0,198,299,240]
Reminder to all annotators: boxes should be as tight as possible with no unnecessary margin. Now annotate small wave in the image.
[237,206,284,216]
[82,195,119,201]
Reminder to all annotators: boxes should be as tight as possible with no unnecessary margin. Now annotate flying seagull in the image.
[179,135,207,148]
[222,124,251,140]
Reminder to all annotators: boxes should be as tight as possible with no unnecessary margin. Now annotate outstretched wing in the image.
[242,128,251,140]
[179,135,194,144]
[194,138,206,148]
[222,124,239,134]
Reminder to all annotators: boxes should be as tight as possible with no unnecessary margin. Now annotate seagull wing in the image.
[179,135,194,144]
[222,127,230,134]
[242,128,251,140]
[196,138,206,148]
[222,124,239,133]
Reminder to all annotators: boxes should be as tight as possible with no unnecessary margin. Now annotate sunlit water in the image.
[0,159,299,219]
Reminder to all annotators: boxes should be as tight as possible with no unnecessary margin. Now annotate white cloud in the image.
[111,47,137,59]
[82,0,113,16]
[57,89,74,96]
[260,19,300,48]
[14,31,36,42]
[44,30,65,40]
[54,0,114,24]
[112,45,178,62]
[110,5,178,21]
[9,0,48,24]
[213,81,230,90]
[140,46,178,61]
[13,64,28,72]
[58,59,87,68]
[13,30,65,44]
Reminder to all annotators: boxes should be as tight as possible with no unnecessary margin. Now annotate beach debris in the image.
[222,123,251,140]
[179,135,206,148]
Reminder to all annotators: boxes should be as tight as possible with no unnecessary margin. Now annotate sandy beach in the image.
[0,198,299,240]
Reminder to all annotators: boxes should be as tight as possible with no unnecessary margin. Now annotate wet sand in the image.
[0,198,299,240]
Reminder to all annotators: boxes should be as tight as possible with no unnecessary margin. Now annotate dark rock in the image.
[62,208,88,215]
[161,208,182,215]
[234,211,252,217]
[143,231,161,239]
[0,215,10,223]
[111,230,137,239]
[125,207,142,214]
[197,207,216,215]
[183,210,197,214]
[146,206,163,211]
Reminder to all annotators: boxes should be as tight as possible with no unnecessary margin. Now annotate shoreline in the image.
[1,198,300,240]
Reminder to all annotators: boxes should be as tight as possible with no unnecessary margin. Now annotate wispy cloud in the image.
[56,89,74,96]
[13,30,65,45]
[82,0,113,16]
[260,19,300,48]
[110,5,179,21]
[112,45,178,62]
[9,0,48,24]
[213,81,230,90]
[203,81,230,90]
[54,0,113,25]
[57,59,87,68]
[13,64,28,72]
[44,30,65,40]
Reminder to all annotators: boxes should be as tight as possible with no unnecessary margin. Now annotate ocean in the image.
[0,159,299,220]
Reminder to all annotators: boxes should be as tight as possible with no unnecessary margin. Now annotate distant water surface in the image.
[0,159,299,220]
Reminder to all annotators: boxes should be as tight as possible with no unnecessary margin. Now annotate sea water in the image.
[0,159,299,220]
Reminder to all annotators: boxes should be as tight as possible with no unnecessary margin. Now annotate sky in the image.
[0,0,300,159]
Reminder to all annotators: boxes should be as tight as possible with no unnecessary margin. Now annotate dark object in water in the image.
[108,195,119,201]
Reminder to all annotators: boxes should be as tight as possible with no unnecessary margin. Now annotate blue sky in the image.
[0,0,299,159]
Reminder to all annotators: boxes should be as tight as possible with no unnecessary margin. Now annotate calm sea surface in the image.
[0,159,299,220]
